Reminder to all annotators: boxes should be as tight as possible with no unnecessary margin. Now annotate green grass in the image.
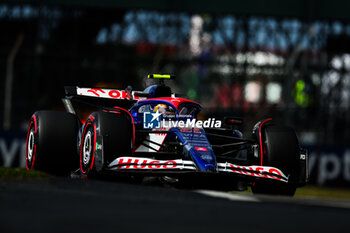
[0,167,50,179]
[295,185,350,200]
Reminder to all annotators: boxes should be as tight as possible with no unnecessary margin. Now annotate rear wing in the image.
[62,86,147,115]
[64,74,178,100]
[65,86,147,101]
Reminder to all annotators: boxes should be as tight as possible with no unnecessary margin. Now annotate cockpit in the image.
[130,100,201,124]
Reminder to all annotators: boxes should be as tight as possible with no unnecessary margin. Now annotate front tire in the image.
[252,122,300,196]
[79,111,133,178]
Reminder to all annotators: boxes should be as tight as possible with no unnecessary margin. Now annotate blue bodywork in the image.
[130,92,217,172]
[170,128,217,171]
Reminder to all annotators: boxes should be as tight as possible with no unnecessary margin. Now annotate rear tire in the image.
[80,122,95,178]
[25,111,81,175]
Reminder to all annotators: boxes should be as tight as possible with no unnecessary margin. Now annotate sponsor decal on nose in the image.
[195,147,208,151]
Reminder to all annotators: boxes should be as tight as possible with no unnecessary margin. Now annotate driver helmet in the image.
[153,104,167,113]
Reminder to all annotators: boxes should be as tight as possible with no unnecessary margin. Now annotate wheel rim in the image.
[83,130,92,166]
[27,129,35,163]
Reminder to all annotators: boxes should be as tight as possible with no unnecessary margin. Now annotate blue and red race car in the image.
[25,74,308,195]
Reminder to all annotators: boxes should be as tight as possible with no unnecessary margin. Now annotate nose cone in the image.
[171,127,217,172]
[190,147,217,171]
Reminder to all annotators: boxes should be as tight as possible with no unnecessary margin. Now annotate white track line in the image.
[196,190,259,202]
[197,190,350,209]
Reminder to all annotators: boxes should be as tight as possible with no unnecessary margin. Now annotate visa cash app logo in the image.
[143,111,162,129]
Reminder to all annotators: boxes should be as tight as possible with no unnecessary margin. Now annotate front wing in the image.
[106,157,289,183]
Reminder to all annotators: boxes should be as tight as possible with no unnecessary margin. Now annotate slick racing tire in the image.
[79,111,133,178]
[252,124,300,196]
[80,122,95,178]
[25,111,81,175]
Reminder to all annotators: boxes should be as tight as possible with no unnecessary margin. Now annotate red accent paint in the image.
[259,119,272,166]
[80,123,88,174]
[163,161,177,169]
[87,88,105,97]
[105,89,132,99]
[268,168,282,180]
[116,158,179,169]
[108,90,121,98]
[195,147,208,151]
[106,110,121,114]
[229,164,243,174]
[226,164,285,180]
[32,115,37,170]
[90,122,97,170]
[117,158,133,169]
[88,115,95,121]
[25,121,33,170]
[255,167,268,178]
[132,91,142,100]
[244,167,255,176]
[132,159,140,168]
[181,128,201,133]
[148,161,161,169]
[33,114,37,133]
[33,145,37,170]
[25,115,38,170]
[78,88,145,100]
[112,107,135,156]
[133,159,148,169]
[80,121,94,174]
[138,97,200,109]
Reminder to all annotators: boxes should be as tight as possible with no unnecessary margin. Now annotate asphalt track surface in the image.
[1,178,350,233]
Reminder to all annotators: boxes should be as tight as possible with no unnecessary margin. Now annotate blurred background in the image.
[1,0,350,187]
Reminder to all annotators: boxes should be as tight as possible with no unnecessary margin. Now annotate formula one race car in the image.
[25,74,308,196]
